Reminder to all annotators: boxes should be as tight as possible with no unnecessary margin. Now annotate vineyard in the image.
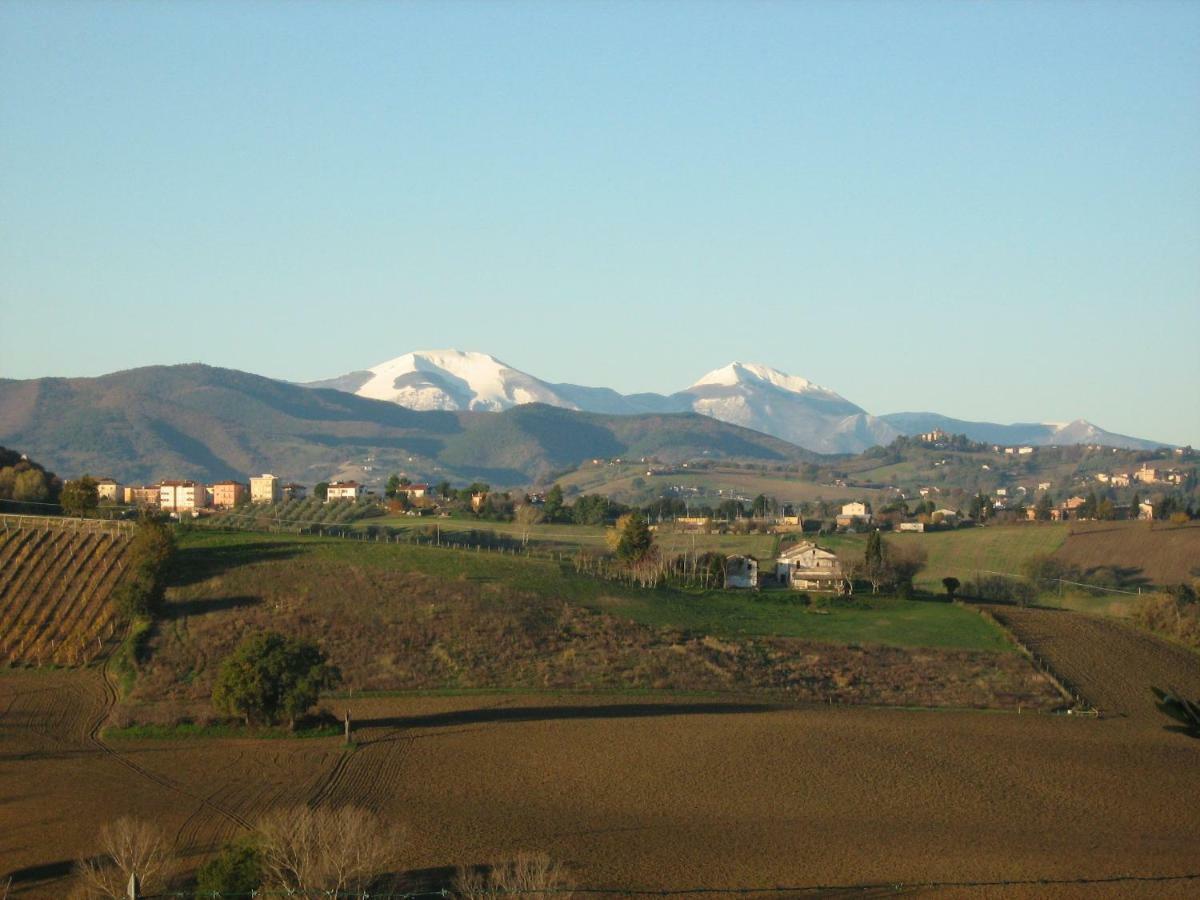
[0,516,132,666]
[203,497,379,531]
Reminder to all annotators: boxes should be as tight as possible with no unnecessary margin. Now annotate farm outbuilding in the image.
[776,541,845,592]
[724,555,759,589]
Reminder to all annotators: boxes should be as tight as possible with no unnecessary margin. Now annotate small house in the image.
[724,555,759,589]
[326,481,364,502]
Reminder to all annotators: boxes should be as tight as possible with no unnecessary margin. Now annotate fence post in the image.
[126,872,139,899]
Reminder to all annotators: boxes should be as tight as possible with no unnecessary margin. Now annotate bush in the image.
[961,575,1037,606]
[212,631,340,728]
[196,842,262,895]
[1133,593,1200,650]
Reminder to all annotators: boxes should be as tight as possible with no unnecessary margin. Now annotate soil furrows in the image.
[989,606,1200,723]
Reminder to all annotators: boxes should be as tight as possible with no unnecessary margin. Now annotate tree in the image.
[1034,492,1054,522]
[12,468,50,503]
[314,482,329,501]
[514,503,544,545]
[612,511,653,563]
[60,475,99,517]
[942,577,960,600]
[543,484,565,522]
[257,805,400,895]
[197,841,262,895]
[384,474,401,498]
[212,631,340,728]
[113,519,176,620]
[863,530,888,594]
[751,494,771,517]
[75,817,172,899]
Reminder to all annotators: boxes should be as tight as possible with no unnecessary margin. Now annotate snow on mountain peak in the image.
[355,349,570,411]
[690,362,835,397]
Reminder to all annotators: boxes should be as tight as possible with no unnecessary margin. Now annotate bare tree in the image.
[455,851,573,899]
[257,805,403,896]
[514,504,544,546]
[75,817,172,899]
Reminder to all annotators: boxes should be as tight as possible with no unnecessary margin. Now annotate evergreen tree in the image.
[615,511,653,563]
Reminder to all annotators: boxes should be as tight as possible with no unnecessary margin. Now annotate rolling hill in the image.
[0,365,816,487]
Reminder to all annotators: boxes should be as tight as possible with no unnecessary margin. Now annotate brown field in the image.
[3,607,1200,898]
[1053,520,1200,588]
[0,523,130,666]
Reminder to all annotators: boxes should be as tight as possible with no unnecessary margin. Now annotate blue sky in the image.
[2,1,1197,445]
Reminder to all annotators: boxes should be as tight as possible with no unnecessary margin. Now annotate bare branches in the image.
[257,804,404,895]
[455,850,573,899]
[74,817,171,899]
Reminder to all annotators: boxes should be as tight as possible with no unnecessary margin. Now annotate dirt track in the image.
[2,610,1199,897]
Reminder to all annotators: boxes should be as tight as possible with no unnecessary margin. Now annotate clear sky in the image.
[1,1,1197,445]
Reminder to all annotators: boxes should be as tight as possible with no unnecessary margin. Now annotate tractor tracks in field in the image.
[88,659,252,833]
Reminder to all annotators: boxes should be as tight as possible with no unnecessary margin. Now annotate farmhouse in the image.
[94,477,121,503]
[724,555,759,589]
[249,473,281,504]
[396,483,431,499]
[836,501,872,527]
[898,521,925,532]
[326,481,364,502]
[775,541,844,591]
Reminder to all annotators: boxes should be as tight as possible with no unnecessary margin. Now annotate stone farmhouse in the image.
[775,541,845,592]
[724,555,759,589]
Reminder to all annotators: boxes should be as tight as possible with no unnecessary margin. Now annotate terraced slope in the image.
[0,521,132,666]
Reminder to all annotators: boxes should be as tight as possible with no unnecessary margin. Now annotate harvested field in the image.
[1053,520,1200,588]
[985,604,1200,722]
[3,662,1200,898]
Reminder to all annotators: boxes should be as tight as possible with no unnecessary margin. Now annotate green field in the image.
[819,524,1071,592]
[348,513,779,558]
[176,529,1006,652]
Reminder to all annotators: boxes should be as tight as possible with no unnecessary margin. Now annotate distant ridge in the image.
[312,350,1168,453]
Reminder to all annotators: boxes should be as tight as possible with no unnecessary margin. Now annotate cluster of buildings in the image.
[1094,465,1188,487]
[724,541,848,592]
[94,474,348,513]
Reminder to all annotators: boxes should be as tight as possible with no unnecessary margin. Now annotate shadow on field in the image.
[361,701,775,735]
[163,594,263,619]
[4,858,75,887]
[170,541,304,586]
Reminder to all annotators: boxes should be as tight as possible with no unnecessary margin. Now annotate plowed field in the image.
[4,604,1200,899]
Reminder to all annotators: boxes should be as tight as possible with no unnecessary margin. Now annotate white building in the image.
[159,480,207,512]
[250,474,282,504]
[724,555,759,589]
[775,541,844,591]
[95,477,122,503]
[326,481,365,502]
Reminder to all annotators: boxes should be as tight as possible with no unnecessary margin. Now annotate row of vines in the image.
[0,523,131,667]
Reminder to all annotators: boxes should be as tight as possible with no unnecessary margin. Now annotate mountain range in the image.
[0,365,813,487]
[311,350,1164,454]
[0,353,1165,489]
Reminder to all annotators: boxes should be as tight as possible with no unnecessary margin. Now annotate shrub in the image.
[455,851,572,899]
[1132,593,1200,650]
[257,805,402,894]
[75,817,172,899]
[961,574,1037,606]
[196,841,262,895]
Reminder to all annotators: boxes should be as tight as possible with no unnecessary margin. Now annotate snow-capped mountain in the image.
[307,350,574,412]
[678,362,899,454]
[310,351,1165,453]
